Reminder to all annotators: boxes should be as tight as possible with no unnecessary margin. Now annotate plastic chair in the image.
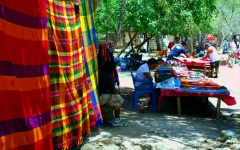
[129,68,156,111]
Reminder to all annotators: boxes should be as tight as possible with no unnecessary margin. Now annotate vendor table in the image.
[157,87,236,119]
[174,57,210,76]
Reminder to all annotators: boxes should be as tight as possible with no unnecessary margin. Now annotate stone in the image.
[220,130,236,138]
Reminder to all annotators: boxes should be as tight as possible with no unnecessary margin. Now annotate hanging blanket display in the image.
[97,42,120,86]
[79,0,103,127]
[0,0,53,149]
[47,0,102,149]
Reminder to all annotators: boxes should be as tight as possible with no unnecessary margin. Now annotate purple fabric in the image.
[0,5,47,29]
[0,110,51,136]
[0,60,49,77]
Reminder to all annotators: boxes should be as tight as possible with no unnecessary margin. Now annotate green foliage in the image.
[212,0,240,39]
[94,0,218,41]
[162,0,217,36]
[95,0,122,37]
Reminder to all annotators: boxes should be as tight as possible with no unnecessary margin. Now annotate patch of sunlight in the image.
[89,131,112,141]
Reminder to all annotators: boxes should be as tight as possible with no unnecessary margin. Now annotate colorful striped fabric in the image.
[47,0,102,149]
[79,0,103,128]
[0,0,53,149]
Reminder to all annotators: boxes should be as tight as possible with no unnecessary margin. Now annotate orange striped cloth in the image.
[0,0,52,149]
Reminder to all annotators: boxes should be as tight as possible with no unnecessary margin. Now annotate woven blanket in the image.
[47,0,102,149]
[79,0,103,127]
[178,70,221,89]
[0,0,52,149]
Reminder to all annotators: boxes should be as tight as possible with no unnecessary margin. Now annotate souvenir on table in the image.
[155,64,174,83]
[179,71,221,89]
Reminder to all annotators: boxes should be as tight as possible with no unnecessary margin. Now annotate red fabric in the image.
[168,42,174,50]
[175,59,210,67]
[0,0,52,149]
[158,88,236,106]
[206,34,214,40]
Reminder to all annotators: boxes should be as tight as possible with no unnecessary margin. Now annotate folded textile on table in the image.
[156,77,181,89]
[180,86,230,94]
[158,86,236,106]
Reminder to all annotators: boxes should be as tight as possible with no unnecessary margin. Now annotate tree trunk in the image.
[116,31,138,58]
[113,0,126,49]
[144,33,150,53]
[128,29,135,51]
[93,0,101,11]
[106,30,108,42]
[125,33,155,57]
[155,34,161,50]
[189,26,193,53]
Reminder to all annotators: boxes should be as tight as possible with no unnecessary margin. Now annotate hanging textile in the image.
[47,0,102,149]
[0,0,53,149]
[97,42,120,86]
[79,0,103,128]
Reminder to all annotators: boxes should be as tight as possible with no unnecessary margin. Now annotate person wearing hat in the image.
[202,43,220,78]
[166,42,190,61]
[206,34,217,48]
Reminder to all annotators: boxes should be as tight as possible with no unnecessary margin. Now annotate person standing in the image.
[168,36,181,51]
[202,43,220,78]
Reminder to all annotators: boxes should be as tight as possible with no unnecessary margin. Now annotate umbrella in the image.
[206,34,214,40]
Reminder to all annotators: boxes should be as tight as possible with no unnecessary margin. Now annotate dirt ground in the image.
[80,57,240,150]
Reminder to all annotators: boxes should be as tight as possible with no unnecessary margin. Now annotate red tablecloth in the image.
[175,58,210,67]
[158,88,236,106]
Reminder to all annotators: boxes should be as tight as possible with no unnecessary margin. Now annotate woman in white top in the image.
[202,43,220,78]
[135,58,158,87]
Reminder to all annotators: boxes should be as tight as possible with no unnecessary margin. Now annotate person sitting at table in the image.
[202,43,220,78]
[135,58,158,108]
[166,42,190,61]
[135,58,158,87]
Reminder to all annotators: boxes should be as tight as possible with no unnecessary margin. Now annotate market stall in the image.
[173,57,211,76]
[155,64,236,119]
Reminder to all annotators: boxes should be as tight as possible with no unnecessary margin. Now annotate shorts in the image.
[99,94,124,110]
[210,61,220,69]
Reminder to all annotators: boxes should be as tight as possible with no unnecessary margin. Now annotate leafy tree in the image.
[94,0,218,56]
[94,0,122,41]
[212,0,240,45]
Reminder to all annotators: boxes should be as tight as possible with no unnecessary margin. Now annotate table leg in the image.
[204,66,206,76]
[177,96,181,117]
[216,98,221,120]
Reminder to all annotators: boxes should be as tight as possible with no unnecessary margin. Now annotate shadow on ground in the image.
[80,83,239,149]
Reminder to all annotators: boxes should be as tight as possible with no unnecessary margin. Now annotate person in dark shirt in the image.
[166,42,190,61]
[98,61,128,127]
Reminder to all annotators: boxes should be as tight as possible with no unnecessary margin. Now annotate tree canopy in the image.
[94,0,240,55]
[95,0,217,37]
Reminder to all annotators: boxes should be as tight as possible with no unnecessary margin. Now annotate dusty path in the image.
[80,64,240,150]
